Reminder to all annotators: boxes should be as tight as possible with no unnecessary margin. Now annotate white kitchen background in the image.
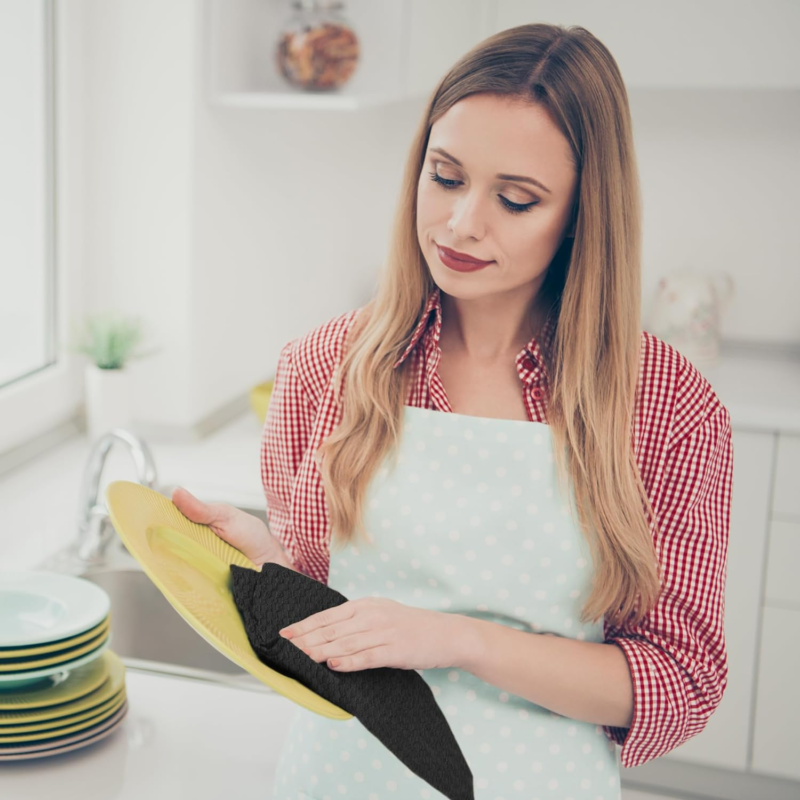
[0,1,798,799]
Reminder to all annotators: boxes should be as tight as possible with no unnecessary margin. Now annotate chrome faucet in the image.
[75,428,158,563]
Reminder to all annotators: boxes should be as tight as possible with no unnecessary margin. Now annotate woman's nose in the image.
[448,194,488,240]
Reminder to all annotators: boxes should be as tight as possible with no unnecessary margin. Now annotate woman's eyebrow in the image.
[428,146,551,194]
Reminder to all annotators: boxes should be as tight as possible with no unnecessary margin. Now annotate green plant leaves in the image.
[69,314,158,370]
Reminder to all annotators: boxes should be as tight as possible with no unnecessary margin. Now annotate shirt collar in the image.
[392,286,556,379]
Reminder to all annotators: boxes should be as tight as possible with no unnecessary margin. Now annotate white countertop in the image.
[1,343,799,574]
[0,667,300,799]
[0,667,718,800]
[699,342,800,433]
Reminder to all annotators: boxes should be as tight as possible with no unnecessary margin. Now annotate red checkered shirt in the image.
[260,286,734,769]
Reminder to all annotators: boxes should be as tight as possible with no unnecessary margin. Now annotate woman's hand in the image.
[171,486,294,571]
[278,597,463,672]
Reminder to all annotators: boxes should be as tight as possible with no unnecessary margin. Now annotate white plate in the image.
[0,572,110,648]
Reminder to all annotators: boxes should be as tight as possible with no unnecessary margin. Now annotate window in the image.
[0,0,56,390]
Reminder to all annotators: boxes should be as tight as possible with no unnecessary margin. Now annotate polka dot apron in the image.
[271,406,621,800]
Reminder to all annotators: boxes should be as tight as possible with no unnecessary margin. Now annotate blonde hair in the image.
[315,23,662,629]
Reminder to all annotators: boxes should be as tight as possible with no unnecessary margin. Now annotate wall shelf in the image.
[205,0,414,110]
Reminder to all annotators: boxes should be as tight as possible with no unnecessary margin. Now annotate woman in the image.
[174,22,733,800]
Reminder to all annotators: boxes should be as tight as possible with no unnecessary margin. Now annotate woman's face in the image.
[417,94,578,303]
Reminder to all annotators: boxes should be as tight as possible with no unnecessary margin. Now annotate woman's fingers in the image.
[172,486,218,525]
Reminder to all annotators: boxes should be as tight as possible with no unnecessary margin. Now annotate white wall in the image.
[186,87,423,425]
[632,87,800,341]
[81,0,195,427]
[73,0,424,436]
[4,0,798,453]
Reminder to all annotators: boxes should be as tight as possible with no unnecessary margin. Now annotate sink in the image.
[36,486,274,693]
[82,567,265,686]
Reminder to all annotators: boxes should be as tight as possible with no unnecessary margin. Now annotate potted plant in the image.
[68,314,159,442]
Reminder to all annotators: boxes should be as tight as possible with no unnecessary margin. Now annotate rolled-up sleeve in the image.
[603,404,734,768]
[260,341,316,578]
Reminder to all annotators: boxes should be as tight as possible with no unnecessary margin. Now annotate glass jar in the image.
[276,0,360,92]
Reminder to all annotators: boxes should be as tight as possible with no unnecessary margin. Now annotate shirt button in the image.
[522,356,536,370]
[531,387,545,400]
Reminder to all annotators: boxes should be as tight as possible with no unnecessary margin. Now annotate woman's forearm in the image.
[451,614,634,729]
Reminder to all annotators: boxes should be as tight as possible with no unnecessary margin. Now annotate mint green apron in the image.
[271,406,621,800]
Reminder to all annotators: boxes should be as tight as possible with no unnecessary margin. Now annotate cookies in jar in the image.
[276,0,360,91]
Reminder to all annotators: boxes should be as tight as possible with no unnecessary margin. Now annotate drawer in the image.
[765,520,800,608]
[752,605,800,780]
[772,433,800,519]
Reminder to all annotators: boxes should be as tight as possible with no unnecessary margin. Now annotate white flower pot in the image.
[84,363,134,442]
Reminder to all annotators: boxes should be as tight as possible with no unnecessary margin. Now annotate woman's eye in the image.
[427,171,538,215]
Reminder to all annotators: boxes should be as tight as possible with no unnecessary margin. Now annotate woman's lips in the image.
[436,245,494,272]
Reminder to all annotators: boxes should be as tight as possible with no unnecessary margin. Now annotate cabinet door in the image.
[492,0,800,89]
[765,520,800,608]
[752,606,800,780]
[772,433,800,519]
[659,429,774,771]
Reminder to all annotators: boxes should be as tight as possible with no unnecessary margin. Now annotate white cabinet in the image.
[621,421,800,792]
[751,435,800,781]
[492,0,800,89]
[752,606,800,781]
[659,429,775,771]
[765,520,800,608]
[772,433,800,519]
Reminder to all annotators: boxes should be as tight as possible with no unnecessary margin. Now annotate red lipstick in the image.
[436,244,494,273]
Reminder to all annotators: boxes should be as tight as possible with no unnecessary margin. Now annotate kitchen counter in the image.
[0,666,301,799]
[700,340,800,433]
[0,667,685,800]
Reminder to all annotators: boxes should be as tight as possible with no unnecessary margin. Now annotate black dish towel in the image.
[229,562,474,800]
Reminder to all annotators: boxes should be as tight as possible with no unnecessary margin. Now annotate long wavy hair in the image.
[315,23,662,629]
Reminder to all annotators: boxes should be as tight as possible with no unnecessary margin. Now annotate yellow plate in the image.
[0,616,111,660]
[0,692,126,743]
[0,651,125,721]
[0,650,117,711]
[0,628,110,672]
[104,480,351,721]
[0,701,128,758]
[0,688,126,734]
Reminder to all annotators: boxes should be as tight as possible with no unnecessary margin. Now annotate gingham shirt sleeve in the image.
[260,340,316,578]
[602,403,734,768]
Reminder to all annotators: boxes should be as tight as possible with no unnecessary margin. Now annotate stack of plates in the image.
[0,571,128,761]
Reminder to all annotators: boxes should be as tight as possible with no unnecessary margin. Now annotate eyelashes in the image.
[427,171,538,215]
